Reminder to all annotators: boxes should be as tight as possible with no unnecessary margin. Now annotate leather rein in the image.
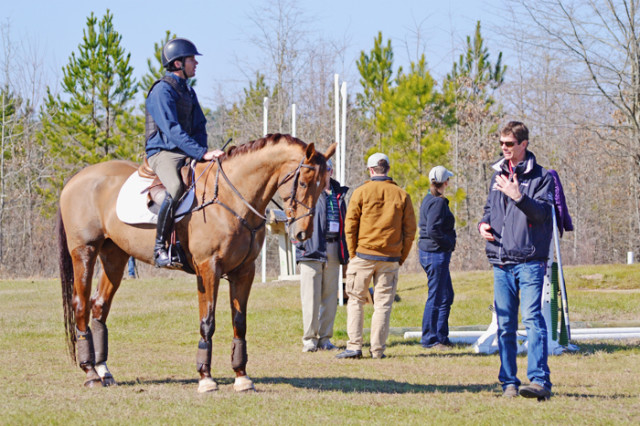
[175,154,317,272]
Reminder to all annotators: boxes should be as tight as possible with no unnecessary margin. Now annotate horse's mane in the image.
[224,133,305,159]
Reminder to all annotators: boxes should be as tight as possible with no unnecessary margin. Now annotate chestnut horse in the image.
[58,134,335,392]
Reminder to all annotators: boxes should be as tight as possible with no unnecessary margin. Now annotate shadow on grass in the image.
[570,341,640,354]
[117,377,236,387]
[256,376,495,394]
[390,340,639,356]
[113,376,495,395]
[561,392,637,400]
[387,339,495,357]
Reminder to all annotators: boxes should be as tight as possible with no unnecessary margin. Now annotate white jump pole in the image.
[404,328,640,343]
[340,81,347,184]
[334,74,340,176]
[261,97,269,283]
[334,74,345,307]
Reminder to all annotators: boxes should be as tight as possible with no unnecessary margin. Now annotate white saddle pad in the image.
[116,172,195,225]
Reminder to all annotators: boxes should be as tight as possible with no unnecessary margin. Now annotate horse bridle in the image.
[182,153,319,228]
[171,152,320,276]
[276,156,318,227]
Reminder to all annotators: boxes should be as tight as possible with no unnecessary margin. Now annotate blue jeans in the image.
[127,257,136,278]
[493,261,551,391]
[419,250,454,347]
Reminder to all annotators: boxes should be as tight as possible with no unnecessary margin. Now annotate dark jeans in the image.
[419,250,454,347]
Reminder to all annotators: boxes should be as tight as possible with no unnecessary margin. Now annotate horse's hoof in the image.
[101,374,117,387]
[83,378,104,388]
[197,377,219,393]
[233,376,255,392]
[95,363,117,386]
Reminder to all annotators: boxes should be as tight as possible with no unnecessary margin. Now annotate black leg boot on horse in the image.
[154,192,175,268]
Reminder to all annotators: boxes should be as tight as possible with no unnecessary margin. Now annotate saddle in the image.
[139,157,195,212]
[137,157,196,274]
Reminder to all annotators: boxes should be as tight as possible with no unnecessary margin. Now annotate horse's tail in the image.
[57,208,76,364]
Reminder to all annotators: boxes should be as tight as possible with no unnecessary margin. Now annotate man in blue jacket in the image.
[478,121,555,400]
[145,38,222,268]
[295,160,349,352]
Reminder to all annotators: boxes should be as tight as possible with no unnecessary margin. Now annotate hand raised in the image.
[494,173,522,201]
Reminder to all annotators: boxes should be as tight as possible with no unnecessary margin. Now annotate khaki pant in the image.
[345,256,399,357]
[148,150,188,201]
[299,241,340,347]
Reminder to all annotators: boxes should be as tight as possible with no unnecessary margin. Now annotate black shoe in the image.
[335,349,362,359]
[519,383,550,401]
[318,341,337,351]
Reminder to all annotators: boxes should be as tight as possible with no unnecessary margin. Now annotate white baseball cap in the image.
[429,166,454,183]
[367,152,389,168]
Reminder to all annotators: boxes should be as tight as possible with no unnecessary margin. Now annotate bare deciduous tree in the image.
[512,0,640,255]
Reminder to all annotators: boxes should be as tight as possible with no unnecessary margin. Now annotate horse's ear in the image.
[324,142,337,159]
[305,143,316,161]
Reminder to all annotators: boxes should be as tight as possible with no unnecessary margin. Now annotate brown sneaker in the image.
[502,384,519,398]
[430,343,453,351]
[519,383,551,401]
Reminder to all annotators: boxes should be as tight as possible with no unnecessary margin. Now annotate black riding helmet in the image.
[162,38,202,71]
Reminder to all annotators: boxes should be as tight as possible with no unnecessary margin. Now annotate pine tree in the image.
[39,10,142,207]
[225,71,271,142]
[444,21,507,270]
[141,31,175,94]
[356,32,395,150]
[447,21,506,106]
[376,55,455,202]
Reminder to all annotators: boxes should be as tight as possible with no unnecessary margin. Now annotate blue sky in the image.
[3,0,505,107]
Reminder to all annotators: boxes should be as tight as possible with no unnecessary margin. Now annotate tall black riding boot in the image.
[154,193,175,268]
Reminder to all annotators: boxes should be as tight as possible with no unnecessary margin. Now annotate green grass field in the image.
[1,264,639,424]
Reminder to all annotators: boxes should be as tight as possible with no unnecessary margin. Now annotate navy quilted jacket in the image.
[480,151,555,265]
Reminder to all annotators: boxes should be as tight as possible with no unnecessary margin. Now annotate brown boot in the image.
[519,383,550,401]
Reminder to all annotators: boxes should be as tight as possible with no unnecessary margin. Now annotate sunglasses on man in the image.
[499,140,519,147]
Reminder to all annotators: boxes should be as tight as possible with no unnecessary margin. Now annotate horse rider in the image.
[145,37,223,268]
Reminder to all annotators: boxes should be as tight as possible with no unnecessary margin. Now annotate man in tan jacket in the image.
[336,153,416,359]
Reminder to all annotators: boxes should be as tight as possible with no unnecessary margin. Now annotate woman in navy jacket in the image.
[418,166,456,349]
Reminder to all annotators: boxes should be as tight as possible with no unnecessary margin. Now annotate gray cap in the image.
[367,152,389,168]
[326,159,333,170]
[429,166,454,183]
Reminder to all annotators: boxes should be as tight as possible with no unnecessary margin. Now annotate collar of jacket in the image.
[492,150,536,175]
[329,178,349,195]
[165,72,189,89]
[370,176,393,182]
